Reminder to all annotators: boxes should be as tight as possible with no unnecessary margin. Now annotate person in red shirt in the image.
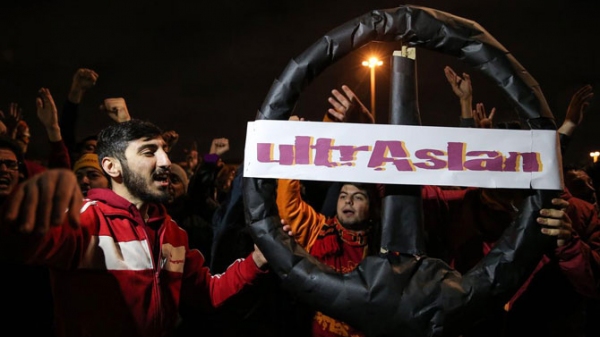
[0,119,269,337]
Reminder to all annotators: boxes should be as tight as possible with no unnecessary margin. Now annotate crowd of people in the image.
[0,65,597,337]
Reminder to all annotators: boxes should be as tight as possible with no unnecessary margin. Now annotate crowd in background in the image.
[0,65,598,337]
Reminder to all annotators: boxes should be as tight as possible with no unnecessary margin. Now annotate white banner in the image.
[243,120,562,190]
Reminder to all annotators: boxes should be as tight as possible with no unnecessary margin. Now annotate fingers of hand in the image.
[538,207,569,240]
[327,109,344,121]
[341,85,357,100]
[280,218,293,236]
[576,84,593,97]
[6,170,82,235]
[42,87,52,101]
[581,102,590,113]
[2,181,25,229]
[9,102,18,112]
[21,179,43,234]
[38,174,58,234]
[103,98,126,111]
[538,216,561,233]
[444,66,456,79]
[51,171,78,228]
[540,226,563,237]
[328,96,345,114]
[539,207,565,219]
[67,183,83,229]
[551,198,569,209]
[539,221,571,246]
[331,89,350,108]
[83,69,99,82]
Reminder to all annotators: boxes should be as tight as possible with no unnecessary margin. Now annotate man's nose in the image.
[157,150,172,167]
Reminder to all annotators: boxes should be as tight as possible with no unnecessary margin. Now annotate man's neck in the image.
[112,185,146,210]
[139,204,150,223]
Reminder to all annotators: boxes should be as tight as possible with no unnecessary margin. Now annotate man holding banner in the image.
[268,86,585,337]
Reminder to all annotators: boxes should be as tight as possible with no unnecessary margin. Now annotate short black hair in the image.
[75,134,98,153]
[339,182,382,221]
[96,119,163,164]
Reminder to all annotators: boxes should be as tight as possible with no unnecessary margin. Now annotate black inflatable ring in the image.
[243,5,560,337]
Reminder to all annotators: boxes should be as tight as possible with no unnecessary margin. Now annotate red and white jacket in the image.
[2,188,264,337]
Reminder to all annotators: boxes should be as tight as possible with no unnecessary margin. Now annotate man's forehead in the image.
[0,148,17,159]
[76,167,103,174]
[340,184,368,194]
[128,136,166,148]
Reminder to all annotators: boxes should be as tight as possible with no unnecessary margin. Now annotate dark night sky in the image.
[0,0,599,166]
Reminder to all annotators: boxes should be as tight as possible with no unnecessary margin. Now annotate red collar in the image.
[335,221,369,246]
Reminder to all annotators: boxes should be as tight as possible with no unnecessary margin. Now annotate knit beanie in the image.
[170,163,189,191]
[73,153,103,173]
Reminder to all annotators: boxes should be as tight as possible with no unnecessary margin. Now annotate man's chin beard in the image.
[144,188,170,204]
[122,164,170,204]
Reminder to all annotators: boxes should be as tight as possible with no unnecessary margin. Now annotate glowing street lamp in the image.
[590,151,600,163]
[362,57,383,119]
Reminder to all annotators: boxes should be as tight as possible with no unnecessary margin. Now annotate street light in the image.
[362,56,383,119]
[590,151,599,163]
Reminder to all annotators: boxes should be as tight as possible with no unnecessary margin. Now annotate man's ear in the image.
[102,157,122,179]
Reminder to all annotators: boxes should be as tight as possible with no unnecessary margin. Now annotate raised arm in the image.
[444,65,473,121]
[37,88,61,142]
[209,137,230,157]
[325,85,374,124]
[472,102,496,129]
[0,102,22,140]
[557,84,594,156]
[36,88,71,169]
[100,97,131,123]
[61,68,99,154]
[67,68,98,105]
[558,84,594,137]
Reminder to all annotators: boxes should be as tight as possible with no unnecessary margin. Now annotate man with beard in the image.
[0,119,269,337]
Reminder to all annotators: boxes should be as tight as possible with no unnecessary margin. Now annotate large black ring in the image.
[243,5,559,336]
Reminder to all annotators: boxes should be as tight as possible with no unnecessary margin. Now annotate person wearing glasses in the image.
[0,135,58,336]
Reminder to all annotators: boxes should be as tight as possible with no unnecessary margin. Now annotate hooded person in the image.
[168,163,189,202]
